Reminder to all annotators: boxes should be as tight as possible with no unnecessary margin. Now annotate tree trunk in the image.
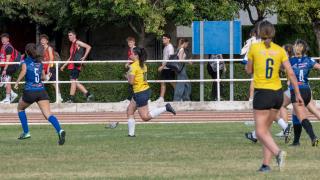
[312,20,320,56]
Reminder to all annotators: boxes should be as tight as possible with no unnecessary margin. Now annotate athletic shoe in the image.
[0,98,10,104]
[106,122,119,129]
[10,92,18,103]
[165,103,176,115]
[18,132,31,140]
[275,131,284,137]
[154,97,164,103]
[312,137,319,147]
[284,124,292,144]
[289,142,300,147]
[128,135,136,137]
[86,94,94,102]
[65,99,74,103]
[245,132,257,143]
[257,165,271,173]
[57,94,63,103]
[276,150,287,171]
[58,130,66,145]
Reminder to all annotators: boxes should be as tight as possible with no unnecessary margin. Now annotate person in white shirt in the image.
[155,34,176,102]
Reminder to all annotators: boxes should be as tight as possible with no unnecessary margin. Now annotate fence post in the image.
[200,21,204,102]
[229,21,234,101]
[55,61,59,104]
[217,58,220,101]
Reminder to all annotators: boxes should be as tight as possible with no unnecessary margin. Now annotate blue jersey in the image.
[22,57,44,91]
[289,56,316,90]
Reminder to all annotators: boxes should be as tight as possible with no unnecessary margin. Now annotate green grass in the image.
[0,123,319,180]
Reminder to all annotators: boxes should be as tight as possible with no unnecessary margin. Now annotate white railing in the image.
[1,57,320,103]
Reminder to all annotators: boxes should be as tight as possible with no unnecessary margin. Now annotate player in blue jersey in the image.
[289,39,319,146]
[14,43,66,145]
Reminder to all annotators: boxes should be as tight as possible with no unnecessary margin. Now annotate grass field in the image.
[0,122,319,180]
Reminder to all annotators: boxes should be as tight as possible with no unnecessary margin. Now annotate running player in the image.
[246,21,303,172]
[288,39,319,147]
[60,30,93,103]
[39,34,63,103]
[126,47,176,137]
[0,33,19,104]
[14,43,66,145]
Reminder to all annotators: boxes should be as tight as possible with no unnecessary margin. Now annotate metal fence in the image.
[1,57,320,103]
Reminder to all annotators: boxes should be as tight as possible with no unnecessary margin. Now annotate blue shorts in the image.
[133,89,151,107]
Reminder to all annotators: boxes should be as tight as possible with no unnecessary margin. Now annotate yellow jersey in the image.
[129,60,150,93]
[248,42,288,90]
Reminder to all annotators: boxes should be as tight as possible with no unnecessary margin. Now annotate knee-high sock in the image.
[301,119,316,140]
[149,107,166,118]
[48,115,62,133]
[128,118,135,136]
[18,111,29,133]
[292,115,302,143]
[277,118,288,130]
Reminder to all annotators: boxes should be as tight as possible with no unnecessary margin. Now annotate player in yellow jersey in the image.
[246,21,303,172]
[126,47,176,137]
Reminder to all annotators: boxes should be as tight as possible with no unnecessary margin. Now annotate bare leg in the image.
[70,80,77,96]
[76,82,88,94]
[160,82,166,98]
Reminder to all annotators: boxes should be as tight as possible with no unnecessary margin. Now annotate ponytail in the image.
[133,47,148,69]
[25,43,42,62]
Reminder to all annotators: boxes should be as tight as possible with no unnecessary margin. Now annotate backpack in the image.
[166,48,185,73]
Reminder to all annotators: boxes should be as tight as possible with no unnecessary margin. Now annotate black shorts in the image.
[70,69,80,80]
[253,88,283,110]
[48,67,56,81]
[22,90,49,104]
[160,69,175,80]
[133,89,151,108]
[291,88,311,106]
[0,65,19,76]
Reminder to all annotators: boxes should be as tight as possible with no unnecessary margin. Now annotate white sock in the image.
[277,118,288,130]
[11,90,16,96]
[128,118,135,136]
[5,93,10,100]
[252,130,257,139]
[149,107,166,118]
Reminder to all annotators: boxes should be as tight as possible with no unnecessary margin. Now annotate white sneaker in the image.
[0,98,10,104]
[10,92,18,103]
[57,94,63,103]
[154,97,164,103]
[275,131,284,137]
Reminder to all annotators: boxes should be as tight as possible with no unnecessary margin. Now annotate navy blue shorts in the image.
[133,89,151,107]
[22,90,49,104]
[70,69,80,80]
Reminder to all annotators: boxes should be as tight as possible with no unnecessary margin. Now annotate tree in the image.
[235,0,276,24]
[277,0,320,55]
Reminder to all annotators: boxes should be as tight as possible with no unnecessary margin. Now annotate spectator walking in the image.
[60,30,93,103]
[155,34,175,102]
[0,33,19,104]
[121,36,135,103]
[39,34,63,103]
[207,54,226,101]
[173,38,191,101]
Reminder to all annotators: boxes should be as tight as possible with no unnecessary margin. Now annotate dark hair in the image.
[178,38,189,47]
[25,43,41,62]
[163,34,171,40]
[294,39,309,55]
[40,34,49,41]
[133,47,147,68]
[1,33,9,38]
[259,21,275,48]
[283,44,294,57]
[68,30,77,36]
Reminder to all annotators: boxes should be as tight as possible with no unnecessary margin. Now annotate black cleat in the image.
[128,135,136,138]
[284,124,292,144]
[257,165,271,173]
[312,137,319,147]
[58,130,66,145]
[289,142,300,147]
[245,132,257,143]
[165,103,176,115]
